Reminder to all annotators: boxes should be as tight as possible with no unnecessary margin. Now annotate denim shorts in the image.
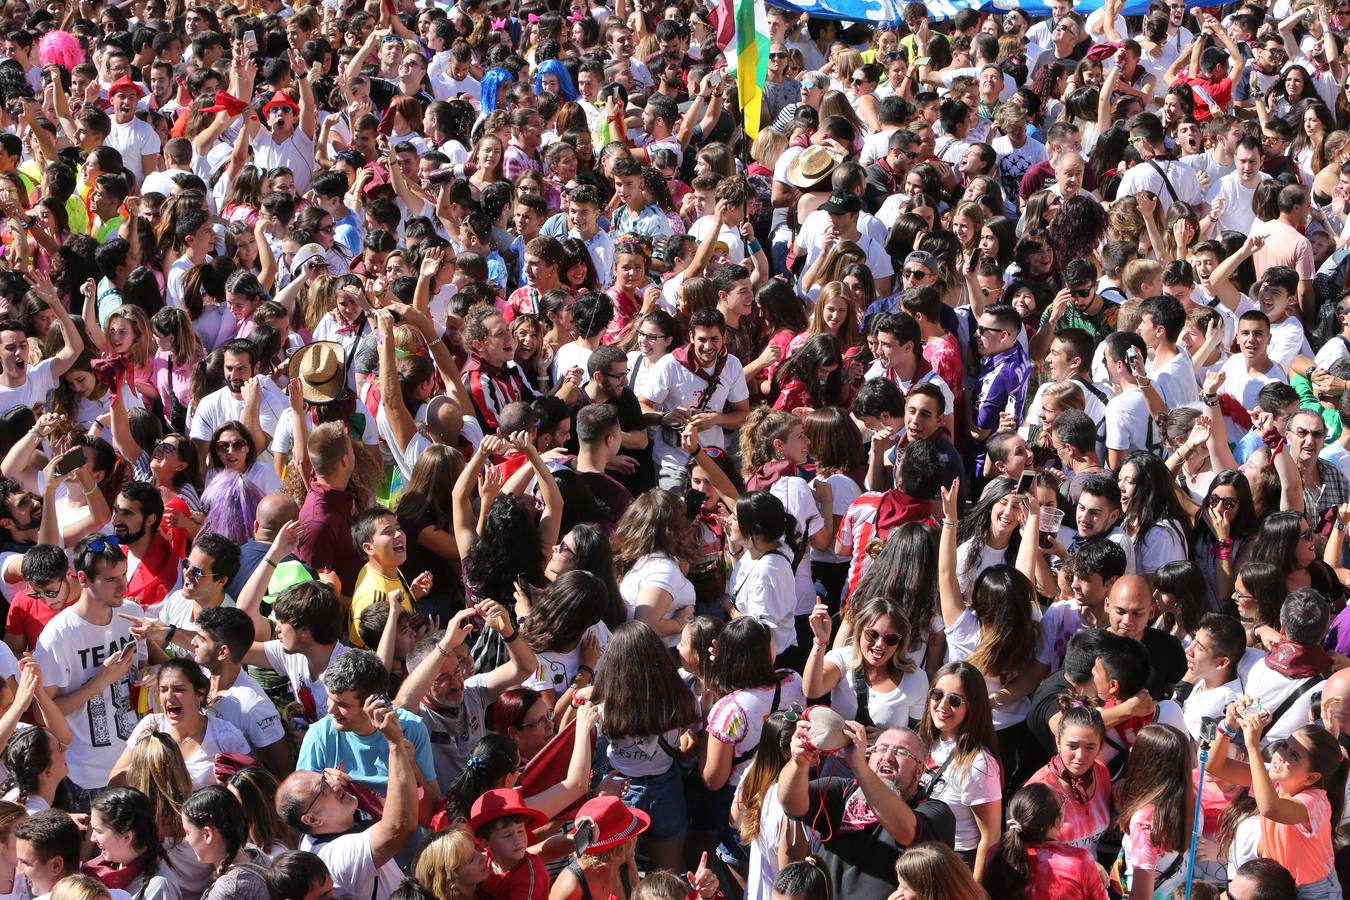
[620,765,688,842]
[1297,871,1342,900]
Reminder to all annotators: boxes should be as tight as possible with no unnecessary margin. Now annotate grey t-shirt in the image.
[417,673,492,792]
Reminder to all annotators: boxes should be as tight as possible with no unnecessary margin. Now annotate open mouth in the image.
[393,539,406,555]
[163,700,183,719]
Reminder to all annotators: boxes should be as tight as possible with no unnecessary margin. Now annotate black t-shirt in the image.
[1025,669,1075,773]
[565,386,655,493]
[1140,627,1187,699]
[794,776,956,900]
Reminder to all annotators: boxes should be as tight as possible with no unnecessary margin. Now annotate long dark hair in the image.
[956,477,1023,574]
[919,661,1000,777]
[1235,559,1285,629]
[560,524,626,629]
[850,522,938,657]
[996,784,1061,897]
[466,493,543,602]
[1246,510,1312,573]
[968,565,1040,679]
[445,734,518,817]
[1152,560,1208,638]
[1121,452,1188,548]
[2,727,56,805]
[593,621,698,740]
[771,333,844,409]
[708,616,780,695]
[736,490,805,568]
[181,786,250,880]
[522,570,607,653]
[91,788,164,900]
[1116,724,1192,854]
[1192,469,1256,548]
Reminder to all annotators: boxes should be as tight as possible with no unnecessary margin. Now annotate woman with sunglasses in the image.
[542,524,625,628]
[1246,510,1347,605]
[847,64,883,134]
[109,659,249,791]
[203,421,279,495]
[917,661,1002,882]
[150,434,205,554]
[803,595,928,733]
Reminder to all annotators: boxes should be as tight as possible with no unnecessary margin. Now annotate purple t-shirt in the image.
[973,343,1032,475]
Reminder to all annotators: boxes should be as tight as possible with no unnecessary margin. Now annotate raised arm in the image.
[367,698,420,867]
[938,479,965,626]
[30,271,83,377]
[451,437,505,559]
[373,307,419,453]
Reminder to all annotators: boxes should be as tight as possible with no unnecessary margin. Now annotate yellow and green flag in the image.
[721,0,770,138]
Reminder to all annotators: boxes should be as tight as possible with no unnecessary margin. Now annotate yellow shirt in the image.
[349,564,414,647]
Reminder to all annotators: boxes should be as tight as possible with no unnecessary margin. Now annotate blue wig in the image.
[481,67,515,114]
[533,59,578,102]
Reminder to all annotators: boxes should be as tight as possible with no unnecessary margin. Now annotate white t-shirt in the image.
[1269,316,1314,371]
[1106,389,1154,454]
[253,126,318,193]
[1218,354,1287,409]
[1133,520,1187,576]
[1147,352,1199,409]
[551,341,594,388]
[213,670,287,753]
[1210,171,1270,234]
[274,400,381,457]
[0,358,58,412]
[944,607,1053,729]
[107,117,162,183]
[33,603,147,790]
[188,382,290,451]
[126,713,250,789]
[953,538,1011,599]
[688,215,746,263]
[927,739,1002,852]
[1115,157,1205,214]
[706,672,806,788]
[730,548,797,653]
[822,645,928,727]
[812,472,862,565]
[523,621,611,694]
[309,831,403,900]
[766,476,826,612]
[262,640,350,722]
[619,553,695,648]
[640,351,750,483]
[1182,676,1242,742]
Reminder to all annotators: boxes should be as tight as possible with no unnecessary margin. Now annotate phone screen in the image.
[1017,470,1035,495]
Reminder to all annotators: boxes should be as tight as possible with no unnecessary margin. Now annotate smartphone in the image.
[684,488,707,520]
[914,56,931,66]
[1125,346,1141,371]
[1017,470,1035,495]
[243,30,258,52]
[54,447,86,477]
[515,574,531,596]
[1004,392,1019,417]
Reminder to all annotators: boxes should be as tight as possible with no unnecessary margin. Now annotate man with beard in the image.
[0,470,61,609]
[111,481,176,613]
[189,338,289,463]
[277,697,419,900]
[394,601,536,792]
[777,720,955,900]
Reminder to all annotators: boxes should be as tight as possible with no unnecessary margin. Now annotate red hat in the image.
[262,91,301,117]
[107,74,144,99]
[572,796,649,855]
[467,788,548,835]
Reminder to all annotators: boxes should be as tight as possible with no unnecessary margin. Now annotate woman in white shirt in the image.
[953,477,1026,598]
[803,595,929,732]
[731,710,808,900]
[89,788,183,900]
[727,491,800,657]
[109,659,250,791]
[590,621,700,875]
[917,661,1003,883]
[614,490,697,647]
[520,570,611,720]
[1119,452,1189,579]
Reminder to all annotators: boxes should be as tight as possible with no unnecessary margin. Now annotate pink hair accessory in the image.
[527,13,541,23]
[38,30,84,69]
[491,17,508,29]
[566,11,585,22]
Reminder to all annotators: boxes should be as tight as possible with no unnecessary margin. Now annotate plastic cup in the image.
[1039,505,1065,533]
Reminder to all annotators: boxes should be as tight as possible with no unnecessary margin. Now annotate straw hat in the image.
[286,341,346,404]
[786,145,843,189]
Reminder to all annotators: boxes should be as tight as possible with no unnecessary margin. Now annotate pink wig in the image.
[38,31,84,70]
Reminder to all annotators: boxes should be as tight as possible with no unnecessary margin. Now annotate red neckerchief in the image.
[875,489,933,533]
[1265,640,1332,678]
[873,156,900,192]
[1049,754,1093,806]
[82,855,144,890]
[673,344,728,386]
[335,313,367,337]
[745,459,797,492]
[697,508,725,543]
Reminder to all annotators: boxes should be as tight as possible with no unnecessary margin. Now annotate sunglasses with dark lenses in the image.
[216,439,248,453]
[768,52,786,60]
[1207,496,1238,510]
[862,628,901,648]
[975,325,1007,336]
[152,441,179,458]
[1070,288,1092,298]
[902,268,930,279]
[26,584,62,600]
[181,559,211,580]
[929,689,964,708]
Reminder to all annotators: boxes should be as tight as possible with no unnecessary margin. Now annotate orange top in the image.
[1259,788,1334,885]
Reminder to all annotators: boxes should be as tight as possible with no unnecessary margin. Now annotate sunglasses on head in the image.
[929,689,964,708]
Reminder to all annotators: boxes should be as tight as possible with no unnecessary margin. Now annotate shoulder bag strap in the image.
[1146,160,1180,204]
[1260,676,1322,738]
[851,665,874,729]
[732,678,786,767]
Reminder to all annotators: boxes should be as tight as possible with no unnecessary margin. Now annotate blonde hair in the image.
[52,875,110,900]
[300,274,337,337]
[739,407,799,475]
[1122,259,1163,298]
[751,129,788,168]
[1040,380,1085,412]
[893,843,989,900]
[809,282,861,349]
[414,829,479,900]
[126,731,191,840]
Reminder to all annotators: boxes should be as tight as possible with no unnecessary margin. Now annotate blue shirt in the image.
[296,706,438,794]
[973,343,1032,475]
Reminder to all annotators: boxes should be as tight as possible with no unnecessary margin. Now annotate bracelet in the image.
[82,483,98,496]
[571,692,586,708]
[942,519,958,529]
[263,557,278,568]
[435,642,455,658]
[1217,720,1239,739]
[500,627,519,643]
[1200,392,1220,406]
[811,637,829,650]
[164,624,177,644]
[576,664,595,679]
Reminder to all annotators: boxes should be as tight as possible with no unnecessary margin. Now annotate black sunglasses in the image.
[929,689,964,708]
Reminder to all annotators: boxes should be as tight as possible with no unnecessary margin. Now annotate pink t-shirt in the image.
[1250,218,1315,282]
[1025,761,1112,853]
[1023,842,1108,900]
[1260,788,1334,885]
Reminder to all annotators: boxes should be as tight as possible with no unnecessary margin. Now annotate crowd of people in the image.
[6,0,1350,897]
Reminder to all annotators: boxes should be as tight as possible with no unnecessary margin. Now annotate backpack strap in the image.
[1260,676,1322,739]
[851,665,874,729]
[731,677,786,767]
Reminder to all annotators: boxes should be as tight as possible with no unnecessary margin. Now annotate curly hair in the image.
[1048,194,1108,269]
[465,493,544,603]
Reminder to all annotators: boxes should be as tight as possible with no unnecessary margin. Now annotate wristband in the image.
[811,637,829,650]
[746,238,762,254]
[500,627,519,643]
[435,642,456,658]
[263,556,278,568]
[165,624,177,644]
[942,519,958,529]
[1200,392,1220,406]
[1217,720,1239,739]
[82,483,98,496]
[571,692,586,708]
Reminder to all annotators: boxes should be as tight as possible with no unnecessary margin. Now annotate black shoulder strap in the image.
[628,354,644,391]
[1261,676,1322,738]
[1146,160,1180,204]
[851,666,874,729]
[732,677,785,767]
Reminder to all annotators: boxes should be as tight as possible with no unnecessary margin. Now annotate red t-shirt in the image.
[481,852,550,900]
[5,592,61,652]
[1177,73,1233,123]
